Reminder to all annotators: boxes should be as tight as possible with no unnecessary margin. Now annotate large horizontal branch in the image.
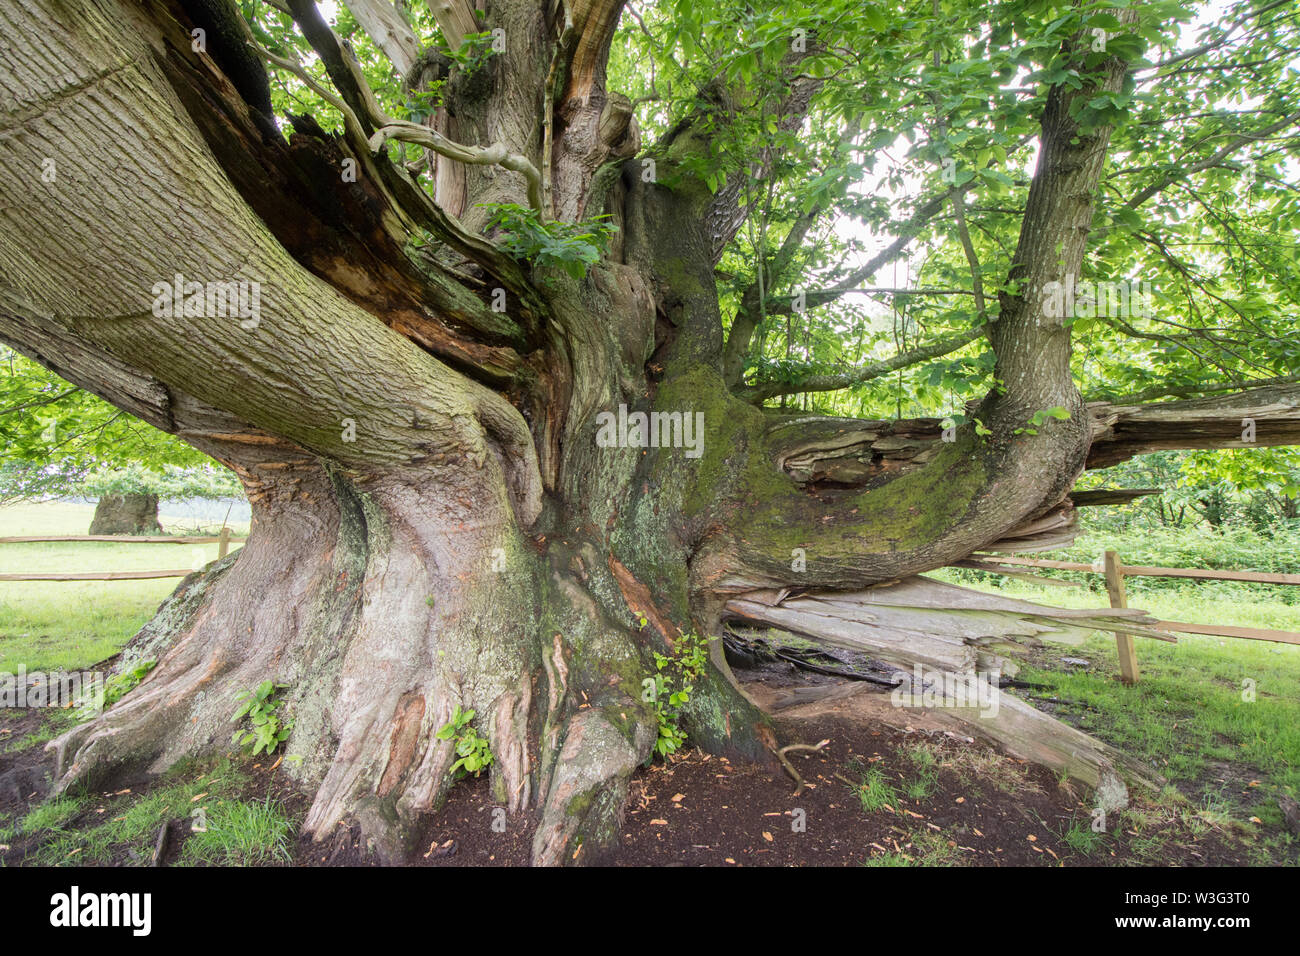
[0,292,175,434]
[1085,383,1300,469]
[0,293,313,479]
[695,383,1300,591]
[756,384,1300,492]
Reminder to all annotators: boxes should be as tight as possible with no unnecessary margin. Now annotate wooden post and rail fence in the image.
[0,528,244,581]
[1,534,1296,684]
[958,550,1300,683]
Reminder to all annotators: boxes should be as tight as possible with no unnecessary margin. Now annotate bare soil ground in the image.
[1,692,1273,866]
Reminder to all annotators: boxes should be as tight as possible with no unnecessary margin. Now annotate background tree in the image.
[0,346,239,530]
[0,0,1297,865]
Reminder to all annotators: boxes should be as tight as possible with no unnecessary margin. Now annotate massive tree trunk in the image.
[1,0,1296,864]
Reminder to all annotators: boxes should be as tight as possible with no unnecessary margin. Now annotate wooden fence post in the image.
[218,527,230,559]
[1103,550,1140,684]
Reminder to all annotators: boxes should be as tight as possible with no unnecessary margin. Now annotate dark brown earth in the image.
[1,694,1266,866]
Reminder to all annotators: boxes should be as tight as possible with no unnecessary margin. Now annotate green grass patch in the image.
[849,764,899,813]
[862,851,912,866]
[0,502,245,671]
[25,758,247,865]
[899,744,939,800]
[1011,629,1300,800]
[180,797,294,866]
[1061,817,1107,854]
[863,830,962,866]
[19,795,84,836]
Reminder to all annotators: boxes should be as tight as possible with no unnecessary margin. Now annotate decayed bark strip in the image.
[1086,386,1300,468]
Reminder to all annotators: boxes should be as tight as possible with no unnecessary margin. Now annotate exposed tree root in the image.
[532,706,654,865]
[775,738,830,796]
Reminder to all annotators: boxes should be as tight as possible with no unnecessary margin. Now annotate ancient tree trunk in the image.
[0,0,1285,865]
[0,0,734,865]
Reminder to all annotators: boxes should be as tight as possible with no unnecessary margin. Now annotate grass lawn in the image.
[0,502,246,671]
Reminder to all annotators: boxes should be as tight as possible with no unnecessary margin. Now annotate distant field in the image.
[0,502,246,671]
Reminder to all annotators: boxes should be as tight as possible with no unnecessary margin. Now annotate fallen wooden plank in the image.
[728,576,1173,792]
[725,598,976,672]
[833,576,1154,620]
[0,535,246,544]
[801,577,1180,642]
[0,569,195,581]
[783,597,1090,645]
[1155,620,1300,645]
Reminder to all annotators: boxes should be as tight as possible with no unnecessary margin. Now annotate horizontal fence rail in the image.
[0,528,246,581]
[971,554,1300,586]
[1150,620,1300,646]
[0,569,204,581]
